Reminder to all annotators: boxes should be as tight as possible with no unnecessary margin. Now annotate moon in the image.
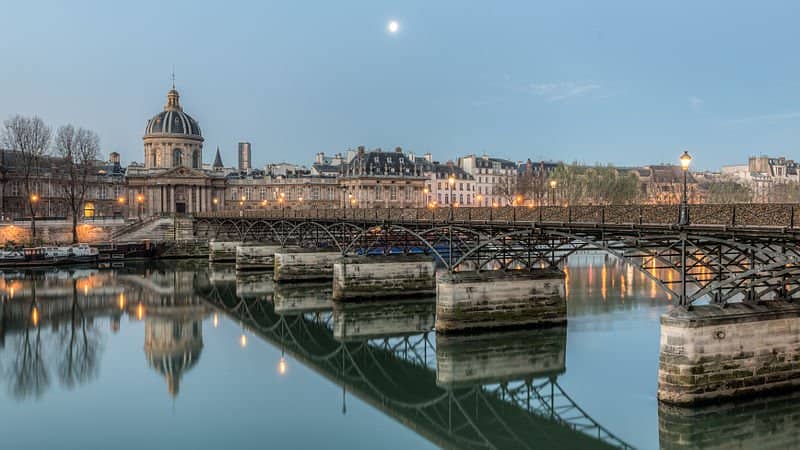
[387,20,399,33]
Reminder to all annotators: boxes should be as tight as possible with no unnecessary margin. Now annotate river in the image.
[0,256,792,449]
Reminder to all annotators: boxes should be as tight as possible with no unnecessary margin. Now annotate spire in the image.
[165,70,182,111]
[213,146,223,168]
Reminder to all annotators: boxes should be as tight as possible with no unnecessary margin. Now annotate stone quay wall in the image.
[659,301,800,405]
[332,255,436,301]
[0,221,122,245]
[435,269,566,333]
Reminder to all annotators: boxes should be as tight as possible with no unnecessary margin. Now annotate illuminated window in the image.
[83,202,95,218]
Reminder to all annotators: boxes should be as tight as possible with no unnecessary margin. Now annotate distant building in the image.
[238,142,252,172]
[722,156,799,202]
[633,165,701,205]
[339,146,428,208]
[458,154,518,206]
[420,161,476,207]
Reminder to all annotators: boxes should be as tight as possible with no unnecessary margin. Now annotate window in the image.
[390,186,397,200]
[151,150,157,167]
[376,185,382,199]
[83,202,95,218]
[192,149,201,168]
[173,149,182,166]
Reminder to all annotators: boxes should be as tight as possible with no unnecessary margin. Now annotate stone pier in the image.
[235,244,282,271]
[209,241,241,263]
[332,298,435,341]
[436,326,566,387]
[273,282,333,314]
[658,301,800,406]
[332,255,436,301]
[274,249,341,282]
[435,269,566,333]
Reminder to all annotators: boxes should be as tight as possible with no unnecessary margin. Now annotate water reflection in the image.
[0,262,210,400]
[658,392,800,449]
[198,270,630,449]
[0,261,635,448]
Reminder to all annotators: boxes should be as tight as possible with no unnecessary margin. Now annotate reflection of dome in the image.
[144,89,202,138]
[145,317,204,397]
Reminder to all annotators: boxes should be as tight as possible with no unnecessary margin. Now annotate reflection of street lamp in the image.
[136,193,144,220]
[549,180,557,206]
[679,151,692,225]
[278,356,288,375]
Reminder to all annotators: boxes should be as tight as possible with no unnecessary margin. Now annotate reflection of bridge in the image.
[195,205,800,306]
[197,273,633,449]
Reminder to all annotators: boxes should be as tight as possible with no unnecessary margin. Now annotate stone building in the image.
[634,165,701,205]
[458,154,518,207]
[721,156,799,202]
[0,149,126,220]
[125,87,226,215]
[421,161,476,207]
[338,146,428,208]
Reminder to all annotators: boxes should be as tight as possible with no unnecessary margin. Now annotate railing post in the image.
[538,206,542,223]
[513,207,516,223]
[792,205,795,228]
[568,206,572,223]
[639,206,643,225]
[601,207,605,225]
[490,207,493,222]
[731,205,736,227]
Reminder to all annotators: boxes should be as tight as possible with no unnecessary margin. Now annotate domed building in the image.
[125,86,227,215]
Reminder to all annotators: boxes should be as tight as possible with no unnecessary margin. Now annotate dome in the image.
[144,88,202,138]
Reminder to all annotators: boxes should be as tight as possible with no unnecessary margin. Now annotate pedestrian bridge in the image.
[194,204,800,306]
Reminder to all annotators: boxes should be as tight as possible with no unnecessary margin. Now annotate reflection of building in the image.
[144,308,205,397]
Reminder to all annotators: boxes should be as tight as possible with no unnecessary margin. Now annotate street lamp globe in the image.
[549,180,557,189]
[680,151,692,171]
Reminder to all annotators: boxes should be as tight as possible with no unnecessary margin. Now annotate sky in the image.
[1,0,800,171]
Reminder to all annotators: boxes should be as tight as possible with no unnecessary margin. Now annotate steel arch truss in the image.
[195,217,800,306]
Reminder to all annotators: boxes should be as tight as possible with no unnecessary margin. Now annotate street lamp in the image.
[212,197,219,212]
[679,151,692,225]
[549,180,557,206]
[29,194,39,238]
[136,193,144,220]
[476,194,483,207]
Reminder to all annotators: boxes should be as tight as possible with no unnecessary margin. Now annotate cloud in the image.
[689,96,704,110]
[729,111,800,124]
[528,82,600,102]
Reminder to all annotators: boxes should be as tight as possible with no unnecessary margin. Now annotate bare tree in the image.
[55,125,100,243]
[1,116,52,240]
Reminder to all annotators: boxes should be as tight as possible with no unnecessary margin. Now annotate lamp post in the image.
[136,193,144,220]
[239,195,246,217]
[423,187,429,207]
[679,151,692,225]
[30,194,38,239]
[212,197,219,212]
[549,180,557,206]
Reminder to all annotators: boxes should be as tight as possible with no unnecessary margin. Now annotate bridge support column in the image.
[659,301,800,405]
[274,249,341,282]
[235,244,282,271]
[435,269,566,333]
[209,241,241,263]
[332,255,436,301]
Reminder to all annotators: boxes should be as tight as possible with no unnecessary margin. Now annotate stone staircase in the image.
[112,217,175,242]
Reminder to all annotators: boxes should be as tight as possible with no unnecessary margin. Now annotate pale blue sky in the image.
[2,0,799,170]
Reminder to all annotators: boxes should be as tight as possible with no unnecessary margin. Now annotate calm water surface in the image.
[0,257,793,449]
